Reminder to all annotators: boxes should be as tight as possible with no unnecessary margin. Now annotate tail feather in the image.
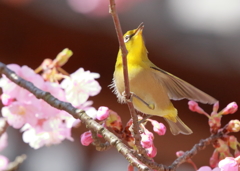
[164,116,192,135]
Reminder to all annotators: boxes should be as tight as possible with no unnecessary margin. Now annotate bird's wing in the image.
[150,66,217,104]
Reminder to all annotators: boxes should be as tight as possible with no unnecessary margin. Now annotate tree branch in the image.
[109,0,147,157]
[0,62,150,171]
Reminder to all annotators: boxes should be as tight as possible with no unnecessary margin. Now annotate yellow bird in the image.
[110,23,217,135]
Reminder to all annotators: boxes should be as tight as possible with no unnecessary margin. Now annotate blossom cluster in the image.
[188,101,240,170]
[0,49,102,149]
[81,106,166,159]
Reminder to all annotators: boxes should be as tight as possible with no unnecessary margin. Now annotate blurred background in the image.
[0,0,240,170]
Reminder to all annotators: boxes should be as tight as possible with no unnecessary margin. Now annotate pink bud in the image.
[80,131,93,146]
[96,106,110,121]
[212,101,219,114]
[150,120,166,136]
[176,151,185,157]
[210,149,219,168]
[188,101,208,115]
[227,120,240,133]
[146,144,157,158]
[220,102,238,115]
[218,157,239,171]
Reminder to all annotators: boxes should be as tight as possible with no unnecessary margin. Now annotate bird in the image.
[110,23,217,135]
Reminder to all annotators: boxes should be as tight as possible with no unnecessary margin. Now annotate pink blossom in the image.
[80,131,93,146]
[61,68,101,107]
[0,133,7,152]
[218,157,239,171]
[0,155,8,171]
[197,166,220,171]
[0,64,44,103]
[67,0,142,17]
[0,94,13,106]
[141,129,154,148]
[2,101,38,129]
[96,106,110,121]
[22,112,75,149]
[149,120,166,135]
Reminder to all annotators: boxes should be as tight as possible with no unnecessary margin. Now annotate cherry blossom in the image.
[61,68,101,107]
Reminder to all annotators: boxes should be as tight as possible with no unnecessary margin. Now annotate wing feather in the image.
[151,66,217,104]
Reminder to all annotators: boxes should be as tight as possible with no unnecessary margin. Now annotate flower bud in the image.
[80,131,93,146]
[150,120,166,136]
[210,149,219,168]
[188,101,208,115]
[227,120,240,133]
[96,106,110,121]
[176,151,185,157]
[220,102,238,115]
[146,144,157,158]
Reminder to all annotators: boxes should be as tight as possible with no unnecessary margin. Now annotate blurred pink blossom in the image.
[61,68,101,107]
[0,155,8,171]
[218,157,239,171]
[2,101,38,129]
[67,0,143,17]
[197,166,220,171]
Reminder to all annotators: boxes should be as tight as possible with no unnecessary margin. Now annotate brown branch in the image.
[0,62,151,171]
[6,154,27,171]
[109,0,147,157]
[0,118,8,137]
[90,130,112,151]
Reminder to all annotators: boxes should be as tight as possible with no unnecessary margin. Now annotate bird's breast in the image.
[114,64,176,117]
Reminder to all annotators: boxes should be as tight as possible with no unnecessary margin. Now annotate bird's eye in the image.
[124,35,131,42]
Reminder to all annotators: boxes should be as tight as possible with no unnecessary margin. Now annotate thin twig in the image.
[0,118,8,137]
[6,154,27,171]
[169,124,228,170]
[0,62,151,171]
[109,0,147,157]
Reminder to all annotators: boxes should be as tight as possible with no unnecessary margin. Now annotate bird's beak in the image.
[134,22,144,36]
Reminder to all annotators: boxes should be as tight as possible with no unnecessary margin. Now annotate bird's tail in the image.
[164,116,193,135]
